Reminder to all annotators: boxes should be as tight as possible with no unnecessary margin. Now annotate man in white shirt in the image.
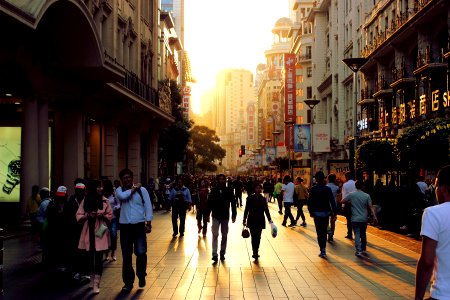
[415,165,450,300]
[281,175,296,227]
[342,171,356,239]
[116,168,153,292]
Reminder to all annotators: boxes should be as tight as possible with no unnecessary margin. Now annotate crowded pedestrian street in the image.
[2,197,422,300]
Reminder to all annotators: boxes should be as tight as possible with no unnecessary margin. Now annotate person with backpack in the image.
[168,177,192,238]
[115,168,153,292]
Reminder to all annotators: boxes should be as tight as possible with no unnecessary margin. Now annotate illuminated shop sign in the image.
[380,90,450,127]
[0,127,21,202]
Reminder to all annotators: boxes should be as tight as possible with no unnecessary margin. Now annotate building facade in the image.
[215,69,255,172]
[0,0,178,222]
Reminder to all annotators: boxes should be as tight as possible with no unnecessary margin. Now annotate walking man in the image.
[342,171,356,239]
[281,175,296,227]
[207,174,237,262]
[326,174,340,242]
[307,171,337,258]
[343,180,377,257]
[233,176,244,207]
[115,168,153,291]
[415,165,450,299]
[168,177,192,238]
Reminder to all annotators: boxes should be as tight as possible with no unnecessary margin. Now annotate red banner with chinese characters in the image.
[284,53,296,150]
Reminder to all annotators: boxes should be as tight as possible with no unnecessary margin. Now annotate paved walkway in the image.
[1,200,425,299]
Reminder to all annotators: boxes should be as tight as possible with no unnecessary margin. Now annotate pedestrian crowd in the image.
[25,165,449,299]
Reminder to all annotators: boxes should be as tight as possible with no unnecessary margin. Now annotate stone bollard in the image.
[0,228,3,294]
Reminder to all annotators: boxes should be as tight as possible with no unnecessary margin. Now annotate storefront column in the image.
[20,98,39,217]
[37,100,49,189]
[148,130,159,180]
[127,130,141,180]
[54,110,84,193]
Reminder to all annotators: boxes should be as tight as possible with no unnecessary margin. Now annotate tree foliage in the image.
[271,157,289,173]
[355,140,398,174]
[188,125,225,174]
[158,80,191,175]
[396,118,450,172]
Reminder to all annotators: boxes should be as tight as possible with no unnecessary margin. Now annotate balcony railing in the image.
[360,89,374,102]
[361,0,433,58]
[297,53,312,62]
[392,59,408,81]
[119,70,159,106]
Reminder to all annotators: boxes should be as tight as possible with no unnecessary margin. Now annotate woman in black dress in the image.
[243,183,273,259]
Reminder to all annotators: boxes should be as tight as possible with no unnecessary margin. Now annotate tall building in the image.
[215,69,255,171]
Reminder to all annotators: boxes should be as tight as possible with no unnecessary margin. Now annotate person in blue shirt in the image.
[115,168,153,292]
[168,177,192,238]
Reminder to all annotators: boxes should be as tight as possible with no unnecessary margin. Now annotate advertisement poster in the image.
[265,147,276,164]
[294,124,311,152]
[313,124,331,152]
[293,167,311,187]
[327,160,350,184]
[0,127,21,202]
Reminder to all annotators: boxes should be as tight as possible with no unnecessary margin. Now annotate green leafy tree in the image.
[397,118,450,172]
[158,80,191,176]
[355,140,398,175]
[271,157,289,174]
[187,125,225,174]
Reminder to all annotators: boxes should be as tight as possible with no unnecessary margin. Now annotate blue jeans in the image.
[109,218,118,252]
[120,223,147,286]
[283,203,295,224]
[211,218,229,257]
[352,222,368,252]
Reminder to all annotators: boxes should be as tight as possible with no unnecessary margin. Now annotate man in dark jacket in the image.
[307,171,337,258]
[207,174,237,262]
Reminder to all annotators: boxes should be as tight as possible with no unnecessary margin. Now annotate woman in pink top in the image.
[76,180,113,294]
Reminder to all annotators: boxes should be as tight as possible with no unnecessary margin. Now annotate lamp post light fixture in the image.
[303,99,320,186]
[342,57,368,172]
[284,119,295,177]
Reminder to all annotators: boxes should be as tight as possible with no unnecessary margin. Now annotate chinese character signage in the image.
[284,53,296,150]
[294,124,311,152]
[247,103,255,143]
[182,85,191,120]
[266,147,276,164]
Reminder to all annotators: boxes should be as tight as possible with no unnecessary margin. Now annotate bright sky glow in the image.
[185,0,289,114]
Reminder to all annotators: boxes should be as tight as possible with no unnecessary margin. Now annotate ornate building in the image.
[0,0,179,222]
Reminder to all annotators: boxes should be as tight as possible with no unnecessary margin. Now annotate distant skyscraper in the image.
[215,69,255,170]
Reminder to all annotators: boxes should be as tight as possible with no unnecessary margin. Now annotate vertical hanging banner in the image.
[247,103,255,143]
[284,53,296,150]
[313,124,331,152]
[182,86,191,120]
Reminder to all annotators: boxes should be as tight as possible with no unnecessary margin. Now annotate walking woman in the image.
[196,178,210,236]
[243,183,273,259]
[103,179,120,261]
[76,180,113,294]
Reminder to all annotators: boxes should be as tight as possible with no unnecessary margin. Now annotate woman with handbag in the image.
[76,180,113,294]
[243,183,273,260]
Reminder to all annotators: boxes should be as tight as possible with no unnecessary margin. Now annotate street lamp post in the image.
[272,130,281,178]
[284,119,295,178]
[342,57,368,172]
[304,99,320,187]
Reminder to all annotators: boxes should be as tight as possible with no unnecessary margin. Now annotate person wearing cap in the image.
[307,171,337,258]
[45,185,69,270]
[66,179,88,281]
[168,177,192,238]
[115,168,153,291]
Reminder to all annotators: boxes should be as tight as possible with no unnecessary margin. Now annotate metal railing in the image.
[119,70,159,106]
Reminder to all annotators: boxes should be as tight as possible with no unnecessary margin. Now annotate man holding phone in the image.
[116,168,153,291]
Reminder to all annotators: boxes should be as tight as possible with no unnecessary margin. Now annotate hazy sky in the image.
[184,0,289,113]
